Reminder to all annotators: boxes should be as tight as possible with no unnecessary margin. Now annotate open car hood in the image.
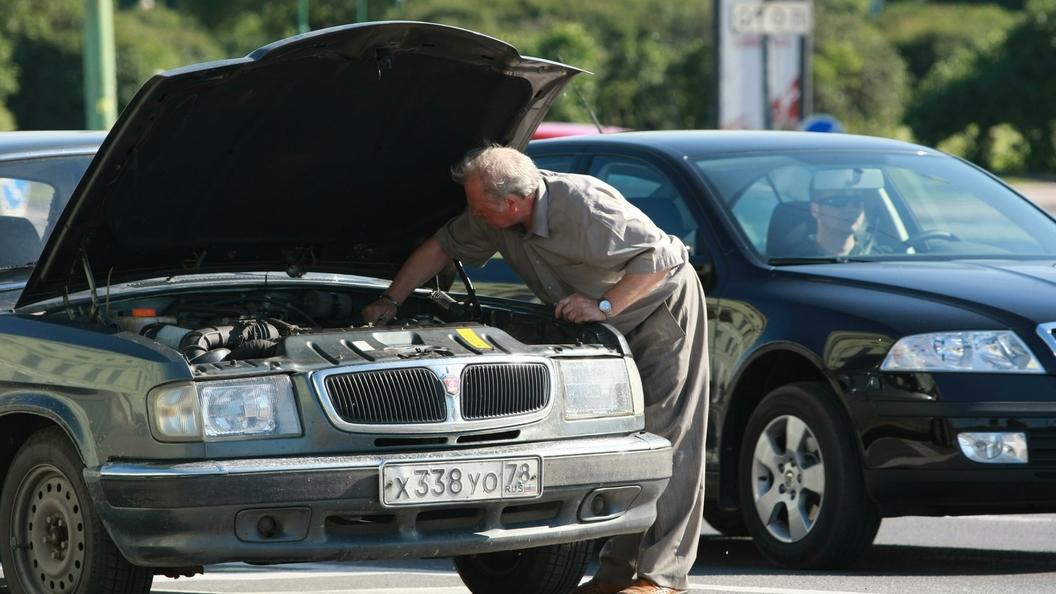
[19,21,580,308]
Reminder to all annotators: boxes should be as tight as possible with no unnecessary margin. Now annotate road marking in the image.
[960,515,1056,523]
[153,589,470,594]
[688,585,886,594]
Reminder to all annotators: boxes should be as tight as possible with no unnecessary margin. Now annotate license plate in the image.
[381,457,542,506]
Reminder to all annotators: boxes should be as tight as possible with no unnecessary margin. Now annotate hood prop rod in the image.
[452,260,483,320]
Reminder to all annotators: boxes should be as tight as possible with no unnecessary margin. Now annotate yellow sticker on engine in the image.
[457,328,492,349]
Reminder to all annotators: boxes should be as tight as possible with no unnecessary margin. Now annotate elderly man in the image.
[362,145,709,594]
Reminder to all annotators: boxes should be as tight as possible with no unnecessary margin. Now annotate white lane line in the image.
[688,584,884,594]
[153,589,469,594]
[152,570,459,583]
[959,515,1056,523]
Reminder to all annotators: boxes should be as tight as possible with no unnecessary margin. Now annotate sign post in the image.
[717,0,813,130]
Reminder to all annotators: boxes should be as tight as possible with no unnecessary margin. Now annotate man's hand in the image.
[362,298,397,326]
[554,293,606,324]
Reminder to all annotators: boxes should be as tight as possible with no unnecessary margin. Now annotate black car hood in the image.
[783,259,1056,325]
[19,22,580,308]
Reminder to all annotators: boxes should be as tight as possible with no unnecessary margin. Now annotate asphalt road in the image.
[128,513,1056,594]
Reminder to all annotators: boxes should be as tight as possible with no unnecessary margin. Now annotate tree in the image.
[0,32,19,130]
[812,0,910,137]
[909,0,1056,171]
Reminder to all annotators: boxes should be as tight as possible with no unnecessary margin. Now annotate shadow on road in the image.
[693,535,1056,577]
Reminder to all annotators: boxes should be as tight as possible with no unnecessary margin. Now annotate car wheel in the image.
[0,427,153,594]
[738,382,880,569]
[703,504,749,536]
[454,540,593,594]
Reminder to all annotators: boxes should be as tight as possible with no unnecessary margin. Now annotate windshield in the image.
[693,150,1056,263]
[0,154,94,274]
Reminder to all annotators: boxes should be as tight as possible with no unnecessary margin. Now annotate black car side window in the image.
[532,154,577,173]
[587,155,698,255]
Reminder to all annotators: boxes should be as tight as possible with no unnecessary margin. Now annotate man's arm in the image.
[555,267,672,324]
[362,236,451,325]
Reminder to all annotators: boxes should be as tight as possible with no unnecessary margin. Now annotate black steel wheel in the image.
[738,382,880,569]
[0,427,153,594]
[454,540,593,594]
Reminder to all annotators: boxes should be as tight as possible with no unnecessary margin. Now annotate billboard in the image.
[717,0,812,130]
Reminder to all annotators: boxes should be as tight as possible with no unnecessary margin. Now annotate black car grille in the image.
[461,363,550,420]
[324,368,446,424]
[1029,429,1056,466]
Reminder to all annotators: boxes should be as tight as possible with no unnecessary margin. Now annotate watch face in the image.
[599,300,613,315]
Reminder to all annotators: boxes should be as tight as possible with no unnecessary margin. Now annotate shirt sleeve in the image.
[582,181,686,275]
[433,208,499,268]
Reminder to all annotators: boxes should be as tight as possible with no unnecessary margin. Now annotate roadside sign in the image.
[732,1,813,36]
[799,114,845,133]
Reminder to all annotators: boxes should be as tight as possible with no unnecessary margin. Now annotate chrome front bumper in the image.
[85,433,672,566]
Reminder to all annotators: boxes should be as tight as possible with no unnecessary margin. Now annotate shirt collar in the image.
[524,178,550,239]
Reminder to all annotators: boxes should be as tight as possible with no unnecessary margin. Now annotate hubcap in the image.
[11,465,87,593]
[750,415,825,543]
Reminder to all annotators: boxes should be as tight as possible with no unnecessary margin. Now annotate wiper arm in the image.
[768,256,872,265]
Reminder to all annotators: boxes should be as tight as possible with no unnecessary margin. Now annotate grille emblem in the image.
[442,374,460,395]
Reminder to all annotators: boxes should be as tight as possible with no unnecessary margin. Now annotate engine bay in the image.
[86,285,617,365]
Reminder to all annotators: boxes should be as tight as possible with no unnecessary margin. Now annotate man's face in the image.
[465,175,520,229]
[810,191,866,235]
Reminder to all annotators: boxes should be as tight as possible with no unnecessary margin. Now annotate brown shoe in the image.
[572,579,625,594]
[617,578,687,594]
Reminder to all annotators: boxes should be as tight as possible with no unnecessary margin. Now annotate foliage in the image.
[0,32,19,130]
[812,0,909,137]
[875,3,1017,86]
[909,0,1056,171]
[113,5,224,108]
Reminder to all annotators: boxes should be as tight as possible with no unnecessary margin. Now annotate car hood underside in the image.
[19,22,579,309]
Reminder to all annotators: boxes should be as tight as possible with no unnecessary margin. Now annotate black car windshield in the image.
[692,150,1056,263]
[0,154,94,274]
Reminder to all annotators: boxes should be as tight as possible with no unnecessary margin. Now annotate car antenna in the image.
[558,54,604,134]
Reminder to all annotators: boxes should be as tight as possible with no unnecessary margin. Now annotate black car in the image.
[463,130,1056,568]
[0,24,673,594]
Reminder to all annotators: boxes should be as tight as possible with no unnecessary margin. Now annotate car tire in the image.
[454,540,593,594]
[703,505,749,536]
[738,382,880,569]
[0,427,153,594]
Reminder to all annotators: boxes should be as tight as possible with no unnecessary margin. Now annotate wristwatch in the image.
[598,299,613,319]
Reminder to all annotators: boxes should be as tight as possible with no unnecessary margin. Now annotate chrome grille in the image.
[324,368,446,424]
[461,363,550,420]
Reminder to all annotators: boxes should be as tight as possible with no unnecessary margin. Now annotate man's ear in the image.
[810,202,820,218]
[504,195,519,213]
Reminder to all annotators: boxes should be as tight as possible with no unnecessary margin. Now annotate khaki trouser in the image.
[593,271,709,591]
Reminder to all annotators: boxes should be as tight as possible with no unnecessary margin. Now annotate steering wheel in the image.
[903,230,960,251]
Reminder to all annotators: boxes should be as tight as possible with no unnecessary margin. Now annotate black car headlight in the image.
[880,331,1044,373]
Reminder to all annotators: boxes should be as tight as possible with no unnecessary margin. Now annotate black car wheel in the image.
[738,382,880,569]
[454,540,593,594]
[0,427,153,594]
[703,505,749,537]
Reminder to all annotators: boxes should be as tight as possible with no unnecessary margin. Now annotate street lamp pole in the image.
[83,0,117,130]
[298,0,310,34]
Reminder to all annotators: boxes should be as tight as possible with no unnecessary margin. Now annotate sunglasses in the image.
[815,195,864,208]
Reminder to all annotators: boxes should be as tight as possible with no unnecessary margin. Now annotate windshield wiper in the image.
[767,256,872,265]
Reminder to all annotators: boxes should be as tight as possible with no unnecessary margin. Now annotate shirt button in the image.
[548,284,554,290]
[535,259,541,264]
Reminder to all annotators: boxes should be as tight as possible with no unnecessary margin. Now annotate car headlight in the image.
[558,358,638,420]
[149,376,301,441]
[880,331,1044,373]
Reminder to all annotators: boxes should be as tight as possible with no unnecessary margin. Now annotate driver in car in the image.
[793,168,887,257]
[804,189,868,256]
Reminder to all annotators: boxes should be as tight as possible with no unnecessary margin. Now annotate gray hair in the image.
[451,144,540,201]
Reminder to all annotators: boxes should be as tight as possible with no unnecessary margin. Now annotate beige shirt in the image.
[434,170,688,334]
